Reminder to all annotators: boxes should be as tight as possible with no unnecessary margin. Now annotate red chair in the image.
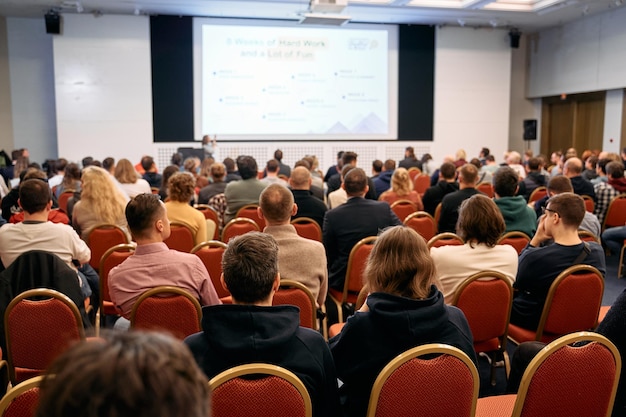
[57,190,76,214]
[191,240,230,299]
[195,204,220,240]
[367,344,479,417]
[86,224,130,272]
[476,182,494,198]
[0,375,43,417]
[221,218,260,243]
[404,211,437,242]
[496,231,531,255]
[407,167,421,182]
[5,289,85,384]
[163,222,195,252]
[290,217,322,242]
[236,204,266,230]
[328,236,377,323]
[476,332,620,417]
[389,200,417,223]
[602,193,626,232]
[508,265,604,344]
[130,286,202,340]
[451,271,513,385]
[413,175,431,196]
[99,243,135,328]
[427,232,464,249]
[273,280,317,329]
[434,202,442,226]
[578,230,600,244]
[528,186,547,204]
[209,363,312,417]
[582,194,595,213]
[328,285,369,338]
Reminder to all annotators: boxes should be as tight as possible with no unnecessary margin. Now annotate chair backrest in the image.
[434,202,442,225]
[221,218,260,243]
[209,363,312,417]
[273,280,317,329]
[130,286,202,340]
[236,204,266,230]
[290,217,322,242]
[451,271,513,349]
[581,194,595,213]
[389,200,417,223]
[497,231,531,255]
[342,236,377,302]
[163,222,195,252]
[5,289,85,384]
[528,186,547,203]
[367,344,479,417]
[578,230,600,244]
[0,375,43,417]
[86,224,130,271]
[99,243,135,323]
[427,232,464,249]
[476,182,494,198]
[536,264,604,341]
[512,332,620,417]
[413,175,431,196]
[404,211,437,241]
[195,204,220,240]
[602,193,626,232]
[191,240,230,299]
[57,190,75,214]
[407,167,421,181]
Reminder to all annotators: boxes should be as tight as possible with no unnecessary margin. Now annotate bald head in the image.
[289,166,312,190]
[564,157,583,177]
[259,184,295,225]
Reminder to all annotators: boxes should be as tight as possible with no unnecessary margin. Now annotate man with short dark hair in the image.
[108,194,220,323]
[185,232,340,417]
[289,166,327,227]
[510,192,605,331]
[438,164,480,233]
[422,162,459,216]
[370,160,382,180]
[222,157,241,183]
[259,184,327,307]
[141,156,162,188]
[493,166,537,237]
[274,149,291,178]
[261,159,288,187]
[323,168,402,291]
[519,157,548,201]
[223,155,268,224]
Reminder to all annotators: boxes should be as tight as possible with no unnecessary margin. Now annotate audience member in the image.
[164,172,206,245]
[594,161,626,225]
[379,167,424,209]
[109,193,220,324]
[422,161,458,216]
[582,154,599,182]
[324,150,344,183]
[55,162,81,198]
[4,168,66,224]
[158,164,179,201]
[323,167,402,291]
[47,157,67,189]
[398,146,422,170]
[261,159,288,187]
[431,194,518,303]
[259,184,327,307]
[289,166,327,228]
[81,156,94,169]
[223,157,241,183]
[224,155,267,224]
[115,158,151,198]
[327,152,377,200]
[330,226,476,417]
[473,158,492,184]
[454,149,468,168]
[273,149,291,178]
[36,332,210,417]
[493,166,537,237]
[185,232,340,417]
[102,157,115,175]
[563,157,596,200]
[421,153,438,175]
[370,159,382,180]
[327,164,352,209]
[510,192,605,330]
[438,163,480,233]
[373,159,395,196]
[141,156,162,188]
[519,157,548,201]
[198,162,227,204]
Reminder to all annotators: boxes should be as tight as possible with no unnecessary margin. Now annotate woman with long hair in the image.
[430,194,518,303]
[158,165,180,201]
[165,172,206,245]
[55,162,82,198]
[72,166,130,241]
[114,158,151,198]
[378,167,424,209]
[330,226,476,417]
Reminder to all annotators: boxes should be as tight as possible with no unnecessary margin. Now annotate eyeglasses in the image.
[542,206,560,217]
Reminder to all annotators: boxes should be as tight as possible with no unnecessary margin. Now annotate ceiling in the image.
[0,0,623,32]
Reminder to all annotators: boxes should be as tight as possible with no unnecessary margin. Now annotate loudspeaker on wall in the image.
[45,12,61,35]
[523,119,537,140]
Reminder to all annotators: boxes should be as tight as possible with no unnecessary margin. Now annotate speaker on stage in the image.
[523,119,537,140]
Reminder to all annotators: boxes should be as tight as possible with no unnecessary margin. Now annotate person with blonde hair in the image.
[114,158,151,198]
[165,172,206,245]
[378,167,424,209]
[72,166,130,241]
[330,226,476,417]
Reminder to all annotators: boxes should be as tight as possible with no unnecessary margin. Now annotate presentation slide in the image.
[192,19,398,141]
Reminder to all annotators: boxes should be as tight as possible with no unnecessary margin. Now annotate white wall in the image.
[6,17,56,163]
[603,89,624,153]
[528,7,626,98]
[432,26,512,163]
[53,14,153,165]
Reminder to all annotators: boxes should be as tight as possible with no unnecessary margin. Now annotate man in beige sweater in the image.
[258,184,328,308]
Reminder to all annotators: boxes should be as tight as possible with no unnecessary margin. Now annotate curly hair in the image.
[79,166,128,227]
[390,168,413,196]
[167,172,196,202]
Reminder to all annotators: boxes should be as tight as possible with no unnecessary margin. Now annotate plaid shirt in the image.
[594,181,620,225]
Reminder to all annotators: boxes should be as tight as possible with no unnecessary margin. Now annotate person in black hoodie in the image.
[421,161,459,216]
[184,232,340,417]
[330,226,476,417]
[519,157,548,201]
